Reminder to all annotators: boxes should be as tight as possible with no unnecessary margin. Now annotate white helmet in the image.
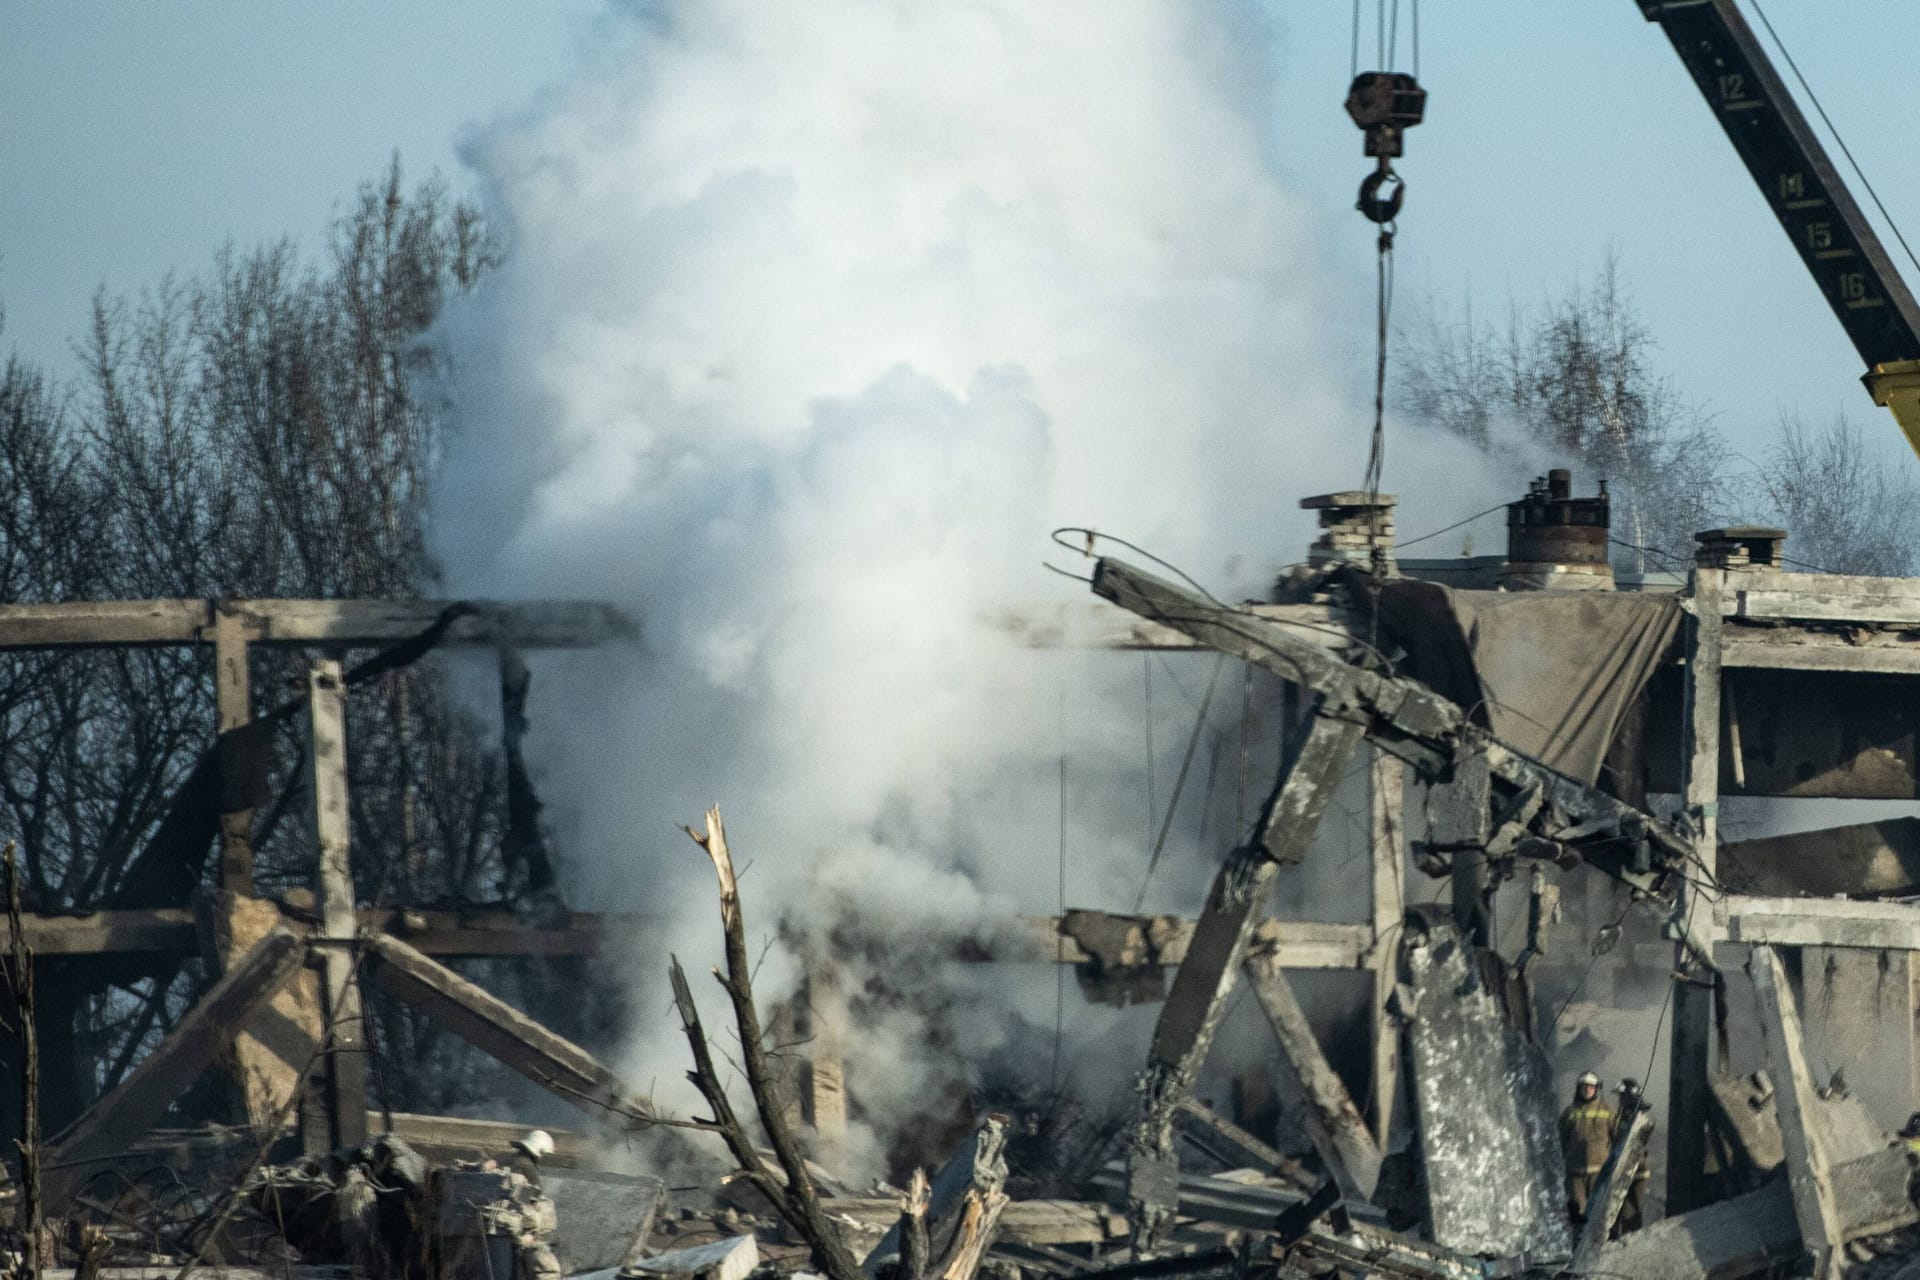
[1577,1071,1601,1088]
[515,1129,556,1160]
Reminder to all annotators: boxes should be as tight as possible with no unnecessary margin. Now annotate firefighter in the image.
[1558,1070,1614,1226]
[1610,1077,1652,1235]
[1899,1111,1920,1160]
[506,1129,555,1188]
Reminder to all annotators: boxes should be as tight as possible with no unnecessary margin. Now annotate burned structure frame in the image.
[0,595,675,1206]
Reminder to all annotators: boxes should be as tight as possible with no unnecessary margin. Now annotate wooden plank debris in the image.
[375,1112,590,1165]
[42,926,307,1211]
[990,601,1352,653]
[835,1199,1121,1248]
[361,931,654,1129]
[1749,945,1844,1279]
[212,603,257,893]
[0,909,197,955]
[1241,950,1381,1201]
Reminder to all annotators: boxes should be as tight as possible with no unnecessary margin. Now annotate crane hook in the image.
[1358,163,1405,225]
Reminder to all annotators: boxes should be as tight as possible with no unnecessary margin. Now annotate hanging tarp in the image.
[1373,582,1682,787]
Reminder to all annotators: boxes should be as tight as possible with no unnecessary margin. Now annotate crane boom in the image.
[1640,0,1920,455]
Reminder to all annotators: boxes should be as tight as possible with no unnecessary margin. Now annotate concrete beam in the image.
[0,597,632,652]
[1719,894,1920,950]
[1242,950,1382,1201]
[1750,946,1844,1279]
[360,932,654,1131]
[43,927,307,1211]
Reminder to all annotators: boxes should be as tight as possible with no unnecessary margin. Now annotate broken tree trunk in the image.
[684,807,863,1280]
[898,1169,931,1280]
[42,926,307,1212]
[1749,945,1844,1280]
[360,931,656,1130]
[1241,949,1381,1201]
[1122,708,1363,1254]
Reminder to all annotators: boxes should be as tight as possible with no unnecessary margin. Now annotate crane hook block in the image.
[1345,72,1426,160]
[1357,168,1405,225]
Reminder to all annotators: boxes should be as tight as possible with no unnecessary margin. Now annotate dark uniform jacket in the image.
[1559,1099,1615,1176]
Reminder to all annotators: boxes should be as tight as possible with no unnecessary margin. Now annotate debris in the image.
[630,1234,762,1280]
[1400,913,1569,1259]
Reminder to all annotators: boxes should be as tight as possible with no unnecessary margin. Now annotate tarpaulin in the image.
[1372,581,1683,788]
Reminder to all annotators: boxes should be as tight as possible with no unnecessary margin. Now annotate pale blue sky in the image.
[5,2,1920,470]
[0,0,599,368]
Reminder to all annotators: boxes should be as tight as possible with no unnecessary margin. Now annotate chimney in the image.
[1693,526,1787,570]
[1300,491,1397,574]
[1504,468,1613,590]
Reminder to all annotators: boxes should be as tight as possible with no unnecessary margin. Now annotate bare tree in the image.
[0,158,541,1130]
[1753,412,1920,577]
[1398,255,1732,572]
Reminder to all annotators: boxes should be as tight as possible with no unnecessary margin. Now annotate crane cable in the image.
[1748,0,1920,283]
[1359,0,1420,571]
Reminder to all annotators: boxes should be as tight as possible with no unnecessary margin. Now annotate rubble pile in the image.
[7,499,1920,1279]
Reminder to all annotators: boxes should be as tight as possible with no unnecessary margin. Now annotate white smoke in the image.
[429,0,1509,1174]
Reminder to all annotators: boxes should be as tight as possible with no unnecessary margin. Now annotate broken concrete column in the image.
[1799,944,1918,1132]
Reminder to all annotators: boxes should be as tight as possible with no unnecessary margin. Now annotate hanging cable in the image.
[1750,0,1920,282]
[1135,654,1227,911]
[1350,0,1362,81]
[1052,680,1066,1093]
[1366,221,1396,569]
[1143,654,1156,865]
[1345,32,1422,577]
[1237,663,1251,838]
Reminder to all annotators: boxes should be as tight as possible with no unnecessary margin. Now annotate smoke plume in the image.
[429,0,1510,1174]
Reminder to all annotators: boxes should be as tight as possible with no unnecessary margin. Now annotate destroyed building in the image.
[9,1,1920,1279]
[0,453,1913,1280]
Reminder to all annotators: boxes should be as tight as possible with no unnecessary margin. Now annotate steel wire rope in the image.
[1394,500,1508,551]
[1633,884,1703,1133]
[1144,654,1157,869]
[1052,676,1067,1093]
[1350,0,1362,80]
[1750,0,1920,282]
[1134,656,1229,910]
